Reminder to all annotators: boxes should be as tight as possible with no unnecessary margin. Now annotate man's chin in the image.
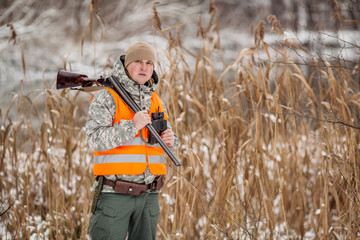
[133,78,149,85]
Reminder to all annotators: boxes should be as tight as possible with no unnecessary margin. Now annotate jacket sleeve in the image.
[85,89,138,151]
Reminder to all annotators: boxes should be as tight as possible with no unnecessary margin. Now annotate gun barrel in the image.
[108,75,181,167]
[56,70,89,89]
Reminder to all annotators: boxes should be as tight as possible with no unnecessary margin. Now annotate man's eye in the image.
[147,61,153,65]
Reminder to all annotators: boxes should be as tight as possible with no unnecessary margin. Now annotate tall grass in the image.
[1,2,359,240]
[1,81,95,239]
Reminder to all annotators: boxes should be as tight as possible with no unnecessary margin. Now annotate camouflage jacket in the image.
[85,55,179,192]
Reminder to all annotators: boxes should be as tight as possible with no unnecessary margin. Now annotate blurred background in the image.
[1,0,359,97]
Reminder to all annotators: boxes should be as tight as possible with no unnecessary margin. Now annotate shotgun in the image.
[56,70,181,167]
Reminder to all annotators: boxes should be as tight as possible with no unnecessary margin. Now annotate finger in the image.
[162,129,172,135]
[163,137,174,146]
[161,133,174,143]
[163,132,174,139]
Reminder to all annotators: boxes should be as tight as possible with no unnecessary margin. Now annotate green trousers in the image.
[89,192,160,240]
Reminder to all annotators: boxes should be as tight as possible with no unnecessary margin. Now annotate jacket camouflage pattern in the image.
[86,55,179,192]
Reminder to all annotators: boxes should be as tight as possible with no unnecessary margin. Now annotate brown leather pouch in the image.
[113,181,148,196]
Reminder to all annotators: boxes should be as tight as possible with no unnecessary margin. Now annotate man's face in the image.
[126,60,154,85]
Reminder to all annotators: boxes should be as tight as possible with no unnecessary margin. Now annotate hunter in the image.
[86,41,179,240]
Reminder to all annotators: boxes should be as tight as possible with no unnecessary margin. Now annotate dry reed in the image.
[1,2,359,240]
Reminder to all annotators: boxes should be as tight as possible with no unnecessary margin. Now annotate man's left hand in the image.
[160,129,175,147]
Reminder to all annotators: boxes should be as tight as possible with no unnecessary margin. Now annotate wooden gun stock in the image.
[56,70,108,90]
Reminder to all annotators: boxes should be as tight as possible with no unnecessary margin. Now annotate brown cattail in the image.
[7,23,17,45]
[267,15,284,35]
[254,20,265,48]
[152,1,162,32]
[197,15,205,39]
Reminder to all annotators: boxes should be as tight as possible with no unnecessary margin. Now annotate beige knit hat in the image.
[124,41,156,67]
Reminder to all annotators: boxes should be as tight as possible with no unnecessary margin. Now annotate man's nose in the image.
[139,62,146,70]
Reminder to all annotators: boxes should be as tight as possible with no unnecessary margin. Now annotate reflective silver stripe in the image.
[148,155,165,164]
[94,155,165,164]
[122,137,146,146]
[94,154,145,164]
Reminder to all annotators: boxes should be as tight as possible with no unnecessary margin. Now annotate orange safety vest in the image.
[92,87,168,176]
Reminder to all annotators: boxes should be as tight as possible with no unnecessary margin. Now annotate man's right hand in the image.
[133,110,152,131]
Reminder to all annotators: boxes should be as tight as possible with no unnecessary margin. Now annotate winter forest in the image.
[1,0,359,239]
